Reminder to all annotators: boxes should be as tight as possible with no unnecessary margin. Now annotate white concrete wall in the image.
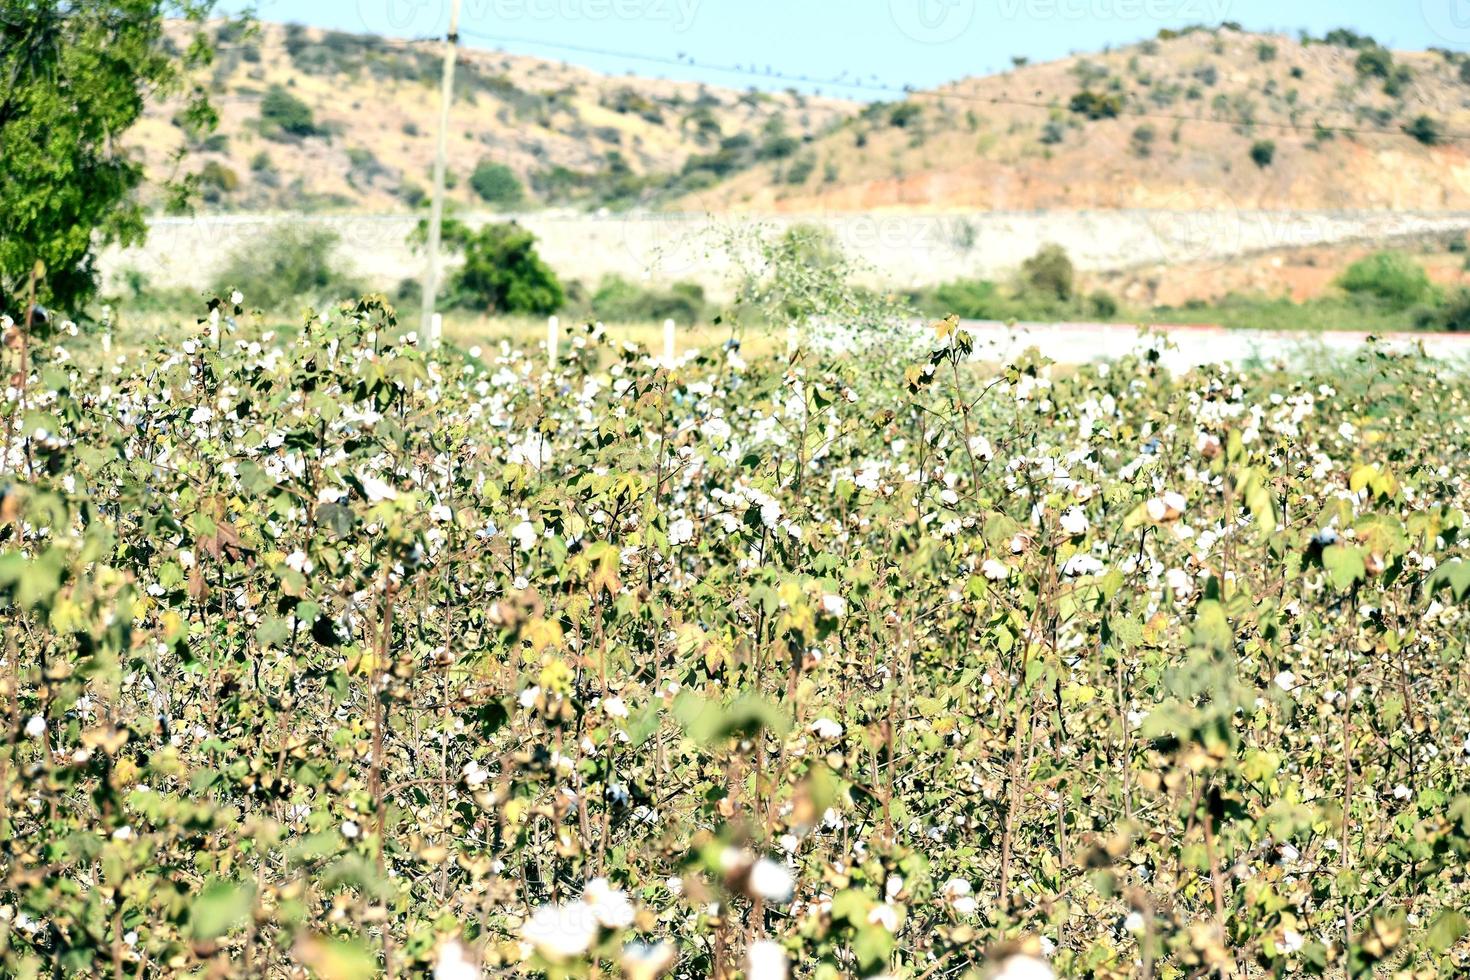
[99,209,1470,299]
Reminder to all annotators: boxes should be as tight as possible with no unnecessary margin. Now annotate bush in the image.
[923,279,1004,319]
[1354,46,1393,80]
[1338,251,1436,309]
[1130,124,1156,158]
[1068,90,1122,120]
[437,220,563,315]
[1405,115,1444,146]
[259,85,319,139]
[1087,289,1120,318]
[212,225,360,312]
[784,154,817,185]
[586,275,707,323]
[468,160,525,207]
[1416,288,1470,331]
[1021,244,1075,302]
[1250,140,1276,168]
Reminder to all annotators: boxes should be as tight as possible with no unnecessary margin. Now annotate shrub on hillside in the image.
[1068,89,1122,120]
[1250,140,1276,168]
[469,160,525,207]
[1405,115,1444,147]
[259,85,320,140]
[1338,252,1436,309]
[213,226,360,312]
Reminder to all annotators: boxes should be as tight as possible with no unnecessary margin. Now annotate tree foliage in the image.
[0,1,217,313]
[435,219,563,315]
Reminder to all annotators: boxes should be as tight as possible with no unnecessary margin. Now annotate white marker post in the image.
[547,315,560,371]
[429,312,442,350]
[663,318,676,367]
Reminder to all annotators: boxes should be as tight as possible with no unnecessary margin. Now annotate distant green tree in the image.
[1250,140,1277,168]
[0,1,218,312]
[428,220,563,315]
[1021,244,1075,302]
[468,160,525,207]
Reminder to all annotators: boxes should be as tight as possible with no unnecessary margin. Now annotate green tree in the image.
[1021,243,1075,301]
[0,2,217,312]
[469,160,525,207]
[1250,139,1276,168]
[431,219,563,315]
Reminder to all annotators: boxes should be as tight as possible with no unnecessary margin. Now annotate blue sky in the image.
[226,1,1457,98]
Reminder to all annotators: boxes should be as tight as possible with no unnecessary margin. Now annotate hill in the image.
[132,21,853,213]
[675,26,1470,213]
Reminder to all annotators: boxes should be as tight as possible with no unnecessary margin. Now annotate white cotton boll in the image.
[584,878,636,929]
[1123,911,1145,933]
[1280,928,1305,954]
[749,858,794,903]
[1274,671,1295,692]
[868,904,899,931]
[619,941,676,980]
[1059,507,1089,536]
[432,939,478,980]
[358,473,397,502]
[820,594,846,617]
[510,522,538,551]
[745,940,788,980]
[886,874,904,899]
[229,290,244,306]
[1062,554,1104,577]
[189,407,212,425]
[1165,568,1193,596]
[430,504,453,523]
[519,686,540,708]
[23,715,45,739]
[982,559,1010,581]
[463,761,489,787]
[341,820,360,839]
[1393,784,1412,800]
[701,417,732,441]
[993,954,1055,980]
[669,517,694,546]
[603,696,629,719]
[521,901,598,961]
[810,717,843,740]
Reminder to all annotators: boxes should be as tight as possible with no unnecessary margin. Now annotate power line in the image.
[455,27,1470,144]
[210,27,1470,145]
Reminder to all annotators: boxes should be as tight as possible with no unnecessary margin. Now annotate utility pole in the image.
[421,0,462,348]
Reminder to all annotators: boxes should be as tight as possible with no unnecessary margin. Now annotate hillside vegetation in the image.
[132,21,853,213]
[677,25,1470,213]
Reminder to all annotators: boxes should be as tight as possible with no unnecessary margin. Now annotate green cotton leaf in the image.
[1323,545,1366,592]
[296,935,378,980]
[674,690,790,744]
[852,922,895,972]
[1191,600,1233,655]
[1427,559,1470,602]
[189,879,255,940]
[1242,470,1276,536]
[624,703,662,747]
[1427,909,1469,952]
